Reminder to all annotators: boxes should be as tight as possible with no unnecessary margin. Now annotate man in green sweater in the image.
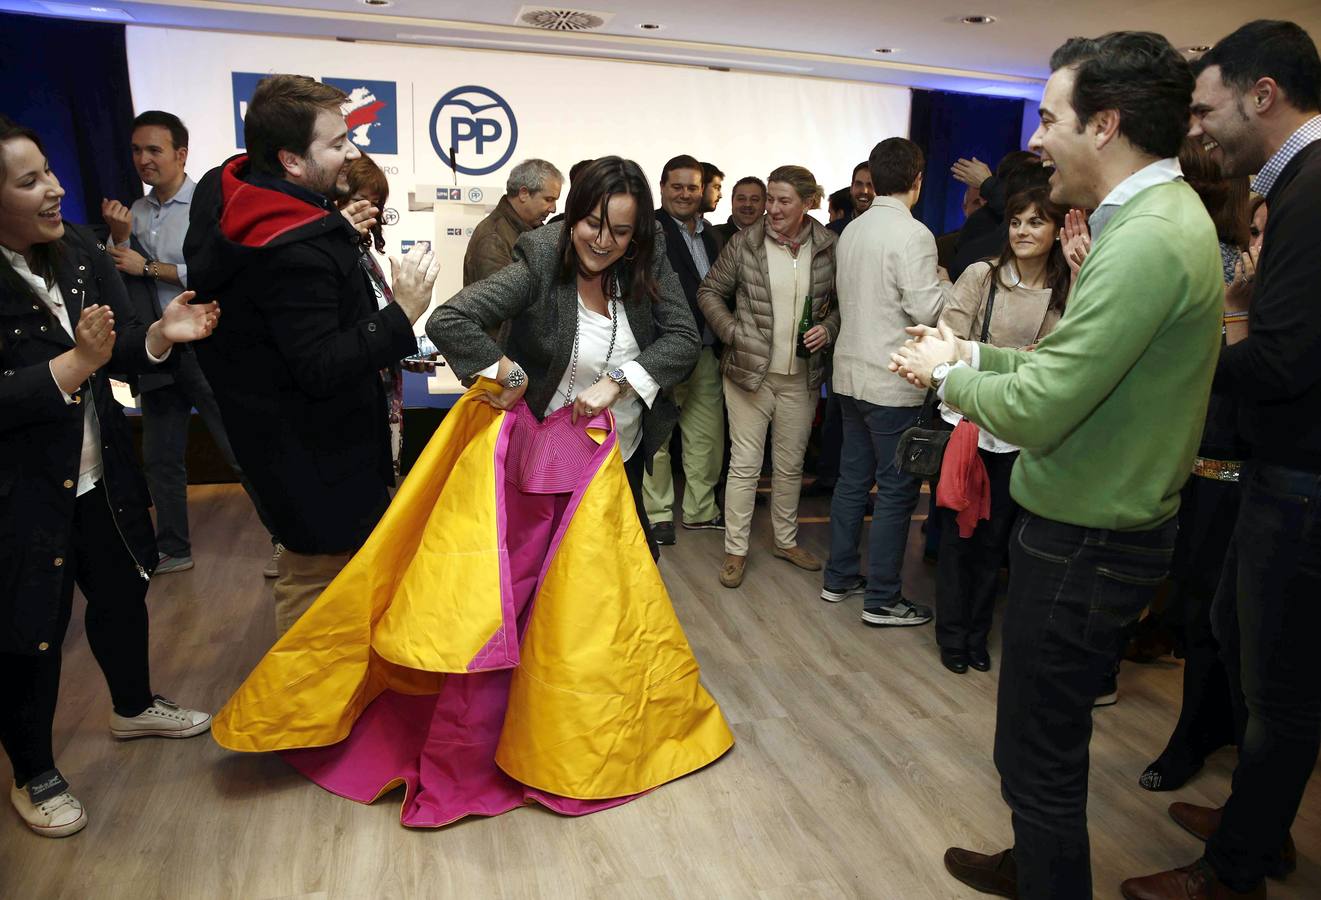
[892,32,1224,900]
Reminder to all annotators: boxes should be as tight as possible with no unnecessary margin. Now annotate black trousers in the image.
[0,485,154,787]
[935,449,1018,653]
[995,512,1176,899]
[624,451,659,561]
[1206,463,1321,891]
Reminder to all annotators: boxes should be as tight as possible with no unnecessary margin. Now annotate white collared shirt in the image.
[1088,157,1184,239]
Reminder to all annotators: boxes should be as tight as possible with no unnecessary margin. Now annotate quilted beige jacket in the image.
[697,217,839,393]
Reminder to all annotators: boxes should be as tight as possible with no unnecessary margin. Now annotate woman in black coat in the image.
[0,117,217,838]
[426,156,700,558]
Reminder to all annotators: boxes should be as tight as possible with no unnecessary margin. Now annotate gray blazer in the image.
[426,224,700,465]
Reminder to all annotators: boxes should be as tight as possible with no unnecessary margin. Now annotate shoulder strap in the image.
[979,273,999,344]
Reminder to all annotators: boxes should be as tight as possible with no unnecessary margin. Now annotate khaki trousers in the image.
[273,548,353,637]
[642,347,725,525]
[722,371,816,556]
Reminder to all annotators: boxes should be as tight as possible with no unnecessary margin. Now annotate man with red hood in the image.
[184,74,439,636]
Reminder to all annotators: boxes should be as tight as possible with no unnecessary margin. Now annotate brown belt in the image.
[1192,457,1243,482]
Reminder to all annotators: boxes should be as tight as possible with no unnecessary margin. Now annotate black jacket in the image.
[184,155,417,554]
[426,224,699,466]
[1215,140,1321,471]
[113,232,181,395]
[654,210,725,351]
[0,224,162,655]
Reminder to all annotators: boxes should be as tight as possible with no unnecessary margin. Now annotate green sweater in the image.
[944,181,1223,530]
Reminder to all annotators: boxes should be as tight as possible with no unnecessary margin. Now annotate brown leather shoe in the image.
[719,554,747,588]
[1121,861,1264,899]
[1169,803,1296,878]
[943,847,1017,897]
[772,545,822,571]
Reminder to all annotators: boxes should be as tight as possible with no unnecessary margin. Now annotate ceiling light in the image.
[638,23,664,31]
[38,2,133,18]
[960,15,997,25]
[362,0,391,5]
[873,47,899,54]
[1182,44,1211,53]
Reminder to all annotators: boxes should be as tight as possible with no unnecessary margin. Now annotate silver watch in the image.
[503,366,527,390]
[606,368,628,388]
[930,361,953,390]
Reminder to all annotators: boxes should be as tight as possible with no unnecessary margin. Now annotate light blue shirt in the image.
[122,176,195,315]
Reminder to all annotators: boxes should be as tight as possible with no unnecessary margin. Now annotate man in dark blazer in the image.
[184,74,438,636]
[644,155,727,545]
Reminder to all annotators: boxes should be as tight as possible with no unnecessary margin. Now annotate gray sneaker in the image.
[820,578,866,603]
[861,598,933,627]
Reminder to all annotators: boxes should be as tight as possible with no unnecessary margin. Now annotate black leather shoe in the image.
[944,847,1017,897]
[652,522,676,546]
[941,648,969,674]
[968,648,991,672]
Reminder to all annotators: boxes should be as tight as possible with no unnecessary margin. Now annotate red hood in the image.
[218,155,331,248]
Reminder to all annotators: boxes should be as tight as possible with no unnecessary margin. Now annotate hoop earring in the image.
[622,240,639,262]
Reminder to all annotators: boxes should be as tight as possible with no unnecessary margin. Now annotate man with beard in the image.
[101,111,280,578]
[184,74,440,637]
[1123,20,1321,900]
[827,161,875,236]
[891,33,1223,899]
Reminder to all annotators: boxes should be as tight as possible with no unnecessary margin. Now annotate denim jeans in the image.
[824,396,921,609]
[140,349,276,556]
[1206,462,1321,892]
[995,512,1175,900]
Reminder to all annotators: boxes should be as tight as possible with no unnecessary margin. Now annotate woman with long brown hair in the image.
[933,186,1070,675]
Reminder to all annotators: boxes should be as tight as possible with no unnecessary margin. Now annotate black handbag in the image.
[894,279,998,478]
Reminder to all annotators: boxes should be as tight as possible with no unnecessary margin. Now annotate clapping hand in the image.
[1225,247,1258,313]
[1062,210,1091,276]
[951,157,993,189]
[889,321,968,388]
[73,304,116,370]
[101,199,133,244]
[390,243,442,324]
[157,292,220,343]
[341,199,379,237]
[108,244,148,276]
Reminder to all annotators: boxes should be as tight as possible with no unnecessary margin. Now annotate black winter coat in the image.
[184,155,417,555]
[0,224,162,655]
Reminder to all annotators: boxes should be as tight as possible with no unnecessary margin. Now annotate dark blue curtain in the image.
[0,13,142,228]
[909,89,1025,236]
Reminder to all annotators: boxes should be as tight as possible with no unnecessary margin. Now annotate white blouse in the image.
[543,296,658,461]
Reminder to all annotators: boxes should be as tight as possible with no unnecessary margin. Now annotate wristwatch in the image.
[930,361,954,390]
[143,259,155,278]
[606,368,628,388]
[503,366,527,390]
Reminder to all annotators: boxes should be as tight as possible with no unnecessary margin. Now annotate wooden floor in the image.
[2,483,1317,900]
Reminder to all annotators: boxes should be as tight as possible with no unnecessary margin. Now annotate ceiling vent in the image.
[515,6,614,32]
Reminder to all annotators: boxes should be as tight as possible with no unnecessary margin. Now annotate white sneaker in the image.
[10,775,87,838]
[110,697,212,740]
[264,543,284,579]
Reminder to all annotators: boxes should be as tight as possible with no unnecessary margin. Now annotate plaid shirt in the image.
[1252,115,1321,196]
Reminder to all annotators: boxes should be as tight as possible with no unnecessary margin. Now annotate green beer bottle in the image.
[795,294,814,359]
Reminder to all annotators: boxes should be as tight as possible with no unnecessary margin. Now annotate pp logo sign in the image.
[429,86,518,176]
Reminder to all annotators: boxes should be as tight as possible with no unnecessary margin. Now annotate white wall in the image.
[125,27,911,313]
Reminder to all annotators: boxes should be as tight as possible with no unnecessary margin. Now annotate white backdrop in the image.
[125,27,910,322]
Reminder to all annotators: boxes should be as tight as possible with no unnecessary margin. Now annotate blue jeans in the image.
[140,349,276,556]
[995,512,1175,900]
[824,396,921,609]
[1206,462,1321,891]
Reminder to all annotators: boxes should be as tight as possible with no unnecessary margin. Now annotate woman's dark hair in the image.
[0,115,61,295]
[1049,31,1194,160]
[1179,136,1251,248]
[829,187,854,219]
[991,187,1070,313]
[342,154,390,253]
[557,156,660,303]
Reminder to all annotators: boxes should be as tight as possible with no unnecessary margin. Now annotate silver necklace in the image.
[561,276,621,407]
